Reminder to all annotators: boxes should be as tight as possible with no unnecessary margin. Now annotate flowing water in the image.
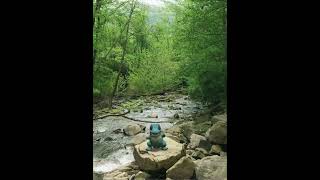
[93,92,206,174]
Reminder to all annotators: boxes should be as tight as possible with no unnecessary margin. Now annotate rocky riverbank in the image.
[96,114,227,180]
[93,92,227,180]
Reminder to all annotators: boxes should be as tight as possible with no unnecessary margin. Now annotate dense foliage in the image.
[93,0,226,109]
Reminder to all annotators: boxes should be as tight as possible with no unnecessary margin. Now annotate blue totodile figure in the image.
[146,123,168,151]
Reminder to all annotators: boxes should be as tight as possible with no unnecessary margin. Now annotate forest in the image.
[93,0,227,113]
[93,1,227,179]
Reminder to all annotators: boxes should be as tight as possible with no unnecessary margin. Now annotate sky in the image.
[139,0,164,6]
[139,0,176,7]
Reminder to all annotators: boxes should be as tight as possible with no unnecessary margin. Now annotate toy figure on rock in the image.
[146,123,168,151]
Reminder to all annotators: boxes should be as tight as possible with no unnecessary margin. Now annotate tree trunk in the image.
[93,0,102,66]
[109,0,136,108]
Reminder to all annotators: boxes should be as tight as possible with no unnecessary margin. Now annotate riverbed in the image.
[93,92,206,174]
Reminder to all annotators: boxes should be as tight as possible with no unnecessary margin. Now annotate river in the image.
[93,92,206,175]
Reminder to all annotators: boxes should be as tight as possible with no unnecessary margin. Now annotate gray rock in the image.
[166,156,196,180]
[191,150,205,159]
[129,133,147,145]
[113,128,123,134]
[93,172,103,180]
[187,134,207,149]
[205,120,227,144]
[139,124,146,133]
[198,138,212,151]
[195,155,227,180]
[104,137,114,141]
[165,126,187,143]
[103,162,140,180]
[173,113,179,119]
[124,124,142,136]
[186,149,195,156]
[211,114,227,124]
[134,171,151,180]
[179,122,194,140]
[209,145,223,155]
[195,148,209,156]
[165,126,182,135]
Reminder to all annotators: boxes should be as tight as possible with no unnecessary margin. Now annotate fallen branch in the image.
[93,110,130,120]
[121,115,172,123]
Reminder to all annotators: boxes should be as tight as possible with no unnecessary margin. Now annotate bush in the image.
[127,51,180,95]
[187,61,226,107]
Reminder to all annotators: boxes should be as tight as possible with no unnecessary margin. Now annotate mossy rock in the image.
[193,121,213,136]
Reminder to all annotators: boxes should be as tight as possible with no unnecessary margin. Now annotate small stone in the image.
[191,150,205,159]
[113,129,123,134]
[134,171,151,180]
[104,137,113,141]
[151,112,158,118]
[195,148,209,155]
[174,113,179,119]
[139,124,146,132]
[220,151,227,157]
[209,145,223,155]
[186,150,195,155]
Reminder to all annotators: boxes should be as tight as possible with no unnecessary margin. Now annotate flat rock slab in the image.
[133,137,185,171]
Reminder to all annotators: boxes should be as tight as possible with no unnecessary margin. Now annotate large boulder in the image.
[133,137,186,171]
[124,124,142,136]
[195,155,227,180]
[128,133,147,145]
[187,134,207,149]
[166,156,196,180]
[205,120,227,144]
[198,138,212,151]
[179,122,194,140]
[165,125,187,143]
